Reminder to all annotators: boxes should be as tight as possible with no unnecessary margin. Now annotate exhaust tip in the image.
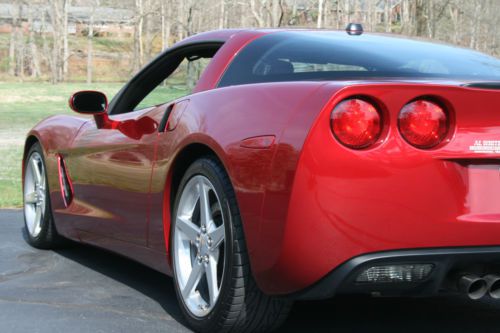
[458,274,488,300]
[484,274,500,299]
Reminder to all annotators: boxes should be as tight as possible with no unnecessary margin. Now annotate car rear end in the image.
[217,29,500,300]
[279,82,500,300]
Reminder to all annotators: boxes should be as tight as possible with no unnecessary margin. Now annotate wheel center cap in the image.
[199,234,210,256]
[37,190,44,203]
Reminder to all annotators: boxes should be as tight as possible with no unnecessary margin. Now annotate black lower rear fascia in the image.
[292,246,500,300]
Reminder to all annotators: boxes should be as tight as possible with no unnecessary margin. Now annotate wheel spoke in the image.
[182,262,203,298]
[33,205,42,234]
[176,216,200,240]
[24,191,38,204]
[40,166,46,188]
[31,158,42,184]
[206,256,219,306]
[198,179,211,228]
[208,225,224,249]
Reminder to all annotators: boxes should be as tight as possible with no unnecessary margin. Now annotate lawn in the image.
[0,81,186,208]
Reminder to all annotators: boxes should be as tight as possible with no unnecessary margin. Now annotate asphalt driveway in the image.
[1,209,500,333]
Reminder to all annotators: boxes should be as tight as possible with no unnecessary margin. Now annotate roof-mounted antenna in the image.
[346,23,363,36]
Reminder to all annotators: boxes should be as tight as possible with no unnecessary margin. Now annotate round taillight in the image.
[330,99,382,149]
[398,100,448,149]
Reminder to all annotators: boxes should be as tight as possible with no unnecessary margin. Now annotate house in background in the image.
[0,3,134,37]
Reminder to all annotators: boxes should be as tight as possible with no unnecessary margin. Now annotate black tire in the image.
[171,156,292,333]
[23,142,66,249]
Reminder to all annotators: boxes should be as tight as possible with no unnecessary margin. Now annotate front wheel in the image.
[23,143,65,249]
[171,156,292,333]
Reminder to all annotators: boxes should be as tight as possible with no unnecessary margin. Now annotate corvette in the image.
[23,27,500,332]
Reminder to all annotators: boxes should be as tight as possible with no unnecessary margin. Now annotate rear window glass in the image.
[218,32,500,87]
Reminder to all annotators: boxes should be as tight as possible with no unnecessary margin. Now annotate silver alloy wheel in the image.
[173,175,226,318]
[24,152,47,238]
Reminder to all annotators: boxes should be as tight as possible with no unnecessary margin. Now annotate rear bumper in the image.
[294,246,500,300]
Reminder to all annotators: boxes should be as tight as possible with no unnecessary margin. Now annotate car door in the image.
[62,42,222,247]
[64,106,162,245]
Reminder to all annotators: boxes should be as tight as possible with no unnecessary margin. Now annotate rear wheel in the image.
[23,143,65,249]
[171,156,292,333]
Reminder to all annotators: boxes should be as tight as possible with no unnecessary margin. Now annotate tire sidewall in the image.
[171,157,236,332]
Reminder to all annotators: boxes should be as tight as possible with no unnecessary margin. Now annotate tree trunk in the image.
[384,0,391,32]
[249,0,265,27]
[61,0,71,80]
[317,0,324,28]
[367,0,376,32]
[144,0,153,62]
[427,0,434,38]
[133,0,144,72]
[323,0,329,28]
[177,0,184,41]
[41,8,56,83]
[271,0,281,27]
[343,0,350,27]
[161,0,172,50]
[336,0,341,30]
[448,3,462,44]
[186,3,194,36]
[49,0,64,83]
[15,6,24,80]
[87,0,97,84]
[353,0,360,23]
[470,0,482,49]
[8,1,19,77]
[415,0,427,36]
[27,2,41,78]
[218,0,225,29]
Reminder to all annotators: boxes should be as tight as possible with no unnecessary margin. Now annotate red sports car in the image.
[23,27,500,332]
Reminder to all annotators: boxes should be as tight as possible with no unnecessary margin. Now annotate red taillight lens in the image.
[330,99,382,149]
[398,100,448,149]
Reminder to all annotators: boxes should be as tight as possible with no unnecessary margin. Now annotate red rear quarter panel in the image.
[258,83,500,295]
[149,81,342,273]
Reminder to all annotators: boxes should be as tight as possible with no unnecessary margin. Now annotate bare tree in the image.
[161,0,172,50]
[133,0,144,72]
[470,0,482,49]
[317,0,324,28]
[62,0,71,78]
[48,0,71,82]
[40,7,56,82]
[87,0,98,84]
[249,0,266,27]
[270,0,282,27]
[343,0,350,27]
[144,0,154,62]
[384,0,391,32]
[27,1,41,78]
[176,0,184,41]
[8,0,21,77]
[3,0,500,83]
[218,0,225,29]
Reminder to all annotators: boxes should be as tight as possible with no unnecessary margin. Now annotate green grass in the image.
[0,81,186,208]
[0,82,123,208]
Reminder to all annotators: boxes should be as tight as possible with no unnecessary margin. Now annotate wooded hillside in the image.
[1,0,498,83]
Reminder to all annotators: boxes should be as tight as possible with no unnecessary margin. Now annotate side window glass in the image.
[134,57,211,111]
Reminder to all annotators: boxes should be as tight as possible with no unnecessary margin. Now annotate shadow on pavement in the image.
[55,242,500,333]
[55,243,187,326]
[279,294,500,333]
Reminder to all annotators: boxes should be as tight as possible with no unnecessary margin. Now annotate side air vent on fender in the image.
[57,155,74,207]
